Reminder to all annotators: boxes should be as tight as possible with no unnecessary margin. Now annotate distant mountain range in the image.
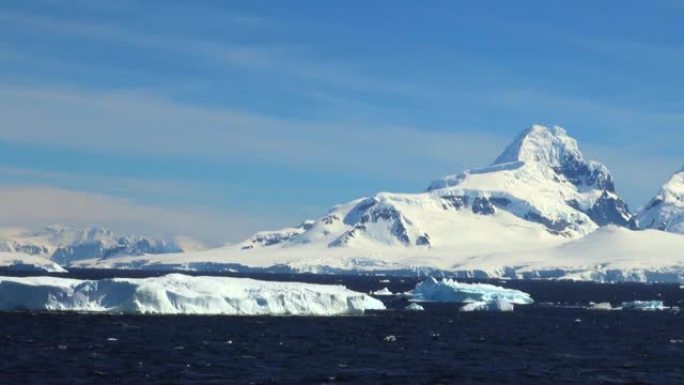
[0,225,183,268]
[1,125,682,281]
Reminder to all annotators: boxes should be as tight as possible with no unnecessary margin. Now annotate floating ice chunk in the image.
[407,277,533,305]
[405,303,425,311]
[0,274,385,316]
[371,287,394,296]
[621,300,668,311]
[459,298,514,312]
[383,335,397,342]
[587,302,614,311]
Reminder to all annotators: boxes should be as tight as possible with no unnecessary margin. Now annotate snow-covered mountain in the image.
[236,124,633,251]
[0,225,184,266]
[4,125,681,282]
[63,125,684,282]
[636,167,684,234]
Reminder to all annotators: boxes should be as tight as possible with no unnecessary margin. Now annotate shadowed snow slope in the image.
[0,252,66,273]
[637,167,684,234]
[0,274,385,316]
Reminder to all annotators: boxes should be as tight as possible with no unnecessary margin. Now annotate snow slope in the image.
[71,225,684,282]
[636,167,684,234]
[0,274,385,315]
[486,226,684,282]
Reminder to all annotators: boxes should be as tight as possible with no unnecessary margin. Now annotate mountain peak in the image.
[493,124,578,166]
[636,167,684,234]
[661,168,684,198]
[492,124,615,192]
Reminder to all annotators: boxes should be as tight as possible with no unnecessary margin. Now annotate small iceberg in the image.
[371,287,394,296]
[404,303,425,311]
[0,274,385,316]
[407,277,533,305]
[621,300,668,311]
[459,298,515,312]
[587,302,615,311]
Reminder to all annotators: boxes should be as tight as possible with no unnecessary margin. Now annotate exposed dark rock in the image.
[344,198,378,225]
[321,214,340,225]
[471,197,496,215]
[552,158,615,192]
[568,192,634,228]
[523,212,572,235]
[416,233,431,246]
[441,195,468,210]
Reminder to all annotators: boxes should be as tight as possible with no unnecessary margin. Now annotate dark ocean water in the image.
[0,270,683,385]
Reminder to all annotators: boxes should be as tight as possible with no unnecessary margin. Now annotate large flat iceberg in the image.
[0,274,385,316]
[407,277,533,306]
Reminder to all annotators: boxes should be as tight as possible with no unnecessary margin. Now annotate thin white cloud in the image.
[0,85,507,181]
[0,166,212,199]
[0,9,417,97]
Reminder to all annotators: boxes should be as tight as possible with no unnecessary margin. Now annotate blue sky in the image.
[0,1,682,244]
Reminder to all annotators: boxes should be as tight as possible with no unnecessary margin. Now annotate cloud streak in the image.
[0,85,508,181]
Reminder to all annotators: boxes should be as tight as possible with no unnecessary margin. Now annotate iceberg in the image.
[407,277,533,305]
[0,274,385,316]
[587,302,615,311]
[371,287,394,296]
[405,303,425,311]
[459,298,514,312]
[621,300,668,311]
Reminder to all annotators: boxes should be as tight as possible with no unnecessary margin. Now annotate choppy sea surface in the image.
[0,270,683,385]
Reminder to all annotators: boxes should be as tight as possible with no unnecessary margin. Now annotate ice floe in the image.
[0,274,385,316]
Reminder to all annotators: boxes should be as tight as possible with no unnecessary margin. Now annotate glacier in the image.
[406,277,533,306]
[0,274,385,316]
